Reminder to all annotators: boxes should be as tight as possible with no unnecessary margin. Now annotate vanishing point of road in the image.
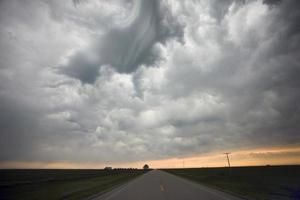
[93,170,243,200]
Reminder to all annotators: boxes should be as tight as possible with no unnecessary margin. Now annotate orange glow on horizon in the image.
[1,144,300,169]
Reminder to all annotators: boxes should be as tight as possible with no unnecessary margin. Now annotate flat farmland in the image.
[164,165,300,200]
[0,169,145,200]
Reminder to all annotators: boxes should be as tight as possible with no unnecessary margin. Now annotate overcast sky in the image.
[0,0,300,167]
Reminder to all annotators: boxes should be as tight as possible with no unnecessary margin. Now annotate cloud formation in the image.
[0,0,299,165]
[61,0,184,84]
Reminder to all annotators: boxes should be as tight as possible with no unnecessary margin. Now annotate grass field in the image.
[164,165,300,200]
[0,169,146,200]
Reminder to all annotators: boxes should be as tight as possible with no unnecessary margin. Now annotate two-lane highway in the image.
[93,170,243,200]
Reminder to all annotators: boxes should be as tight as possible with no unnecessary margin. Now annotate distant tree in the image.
[143,164,149,170]
[104,167,112,170]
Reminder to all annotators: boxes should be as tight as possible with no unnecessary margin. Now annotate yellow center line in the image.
[160,184,165,192]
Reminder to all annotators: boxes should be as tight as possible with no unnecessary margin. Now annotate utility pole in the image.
[224,152,231,167]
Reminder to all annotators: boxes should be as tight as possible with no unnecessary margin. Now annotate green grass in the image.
[164,165,300,200]
[0,169,146,200]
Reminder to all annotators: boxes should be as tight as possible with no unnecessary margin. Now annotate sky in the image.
[0,0,300,169]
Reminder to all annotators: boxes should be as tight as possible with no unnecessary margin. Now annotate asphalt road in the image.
[93,170,243,200]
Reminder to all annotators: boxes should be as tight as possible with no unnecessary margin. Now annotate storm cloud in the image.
[0,0,299,165]
[61,0,184,84]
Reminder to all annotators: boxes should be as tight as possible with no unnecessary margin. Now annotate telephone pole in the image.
[224,153,231,167]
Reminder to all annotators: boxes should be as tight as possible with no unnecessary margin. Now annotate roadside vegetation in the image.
[0,169,146,200]
[164,165,300,200]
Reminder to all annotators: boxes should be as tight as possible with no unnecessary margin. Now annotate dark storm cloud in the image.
[263,0,282,5]
[246,0,300,143]
[208,0,236,22]
[163,0,300,150]
[61,52,100,84]
[0,95,39,161]
[61,0,184,84]
[0,0,300,165]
